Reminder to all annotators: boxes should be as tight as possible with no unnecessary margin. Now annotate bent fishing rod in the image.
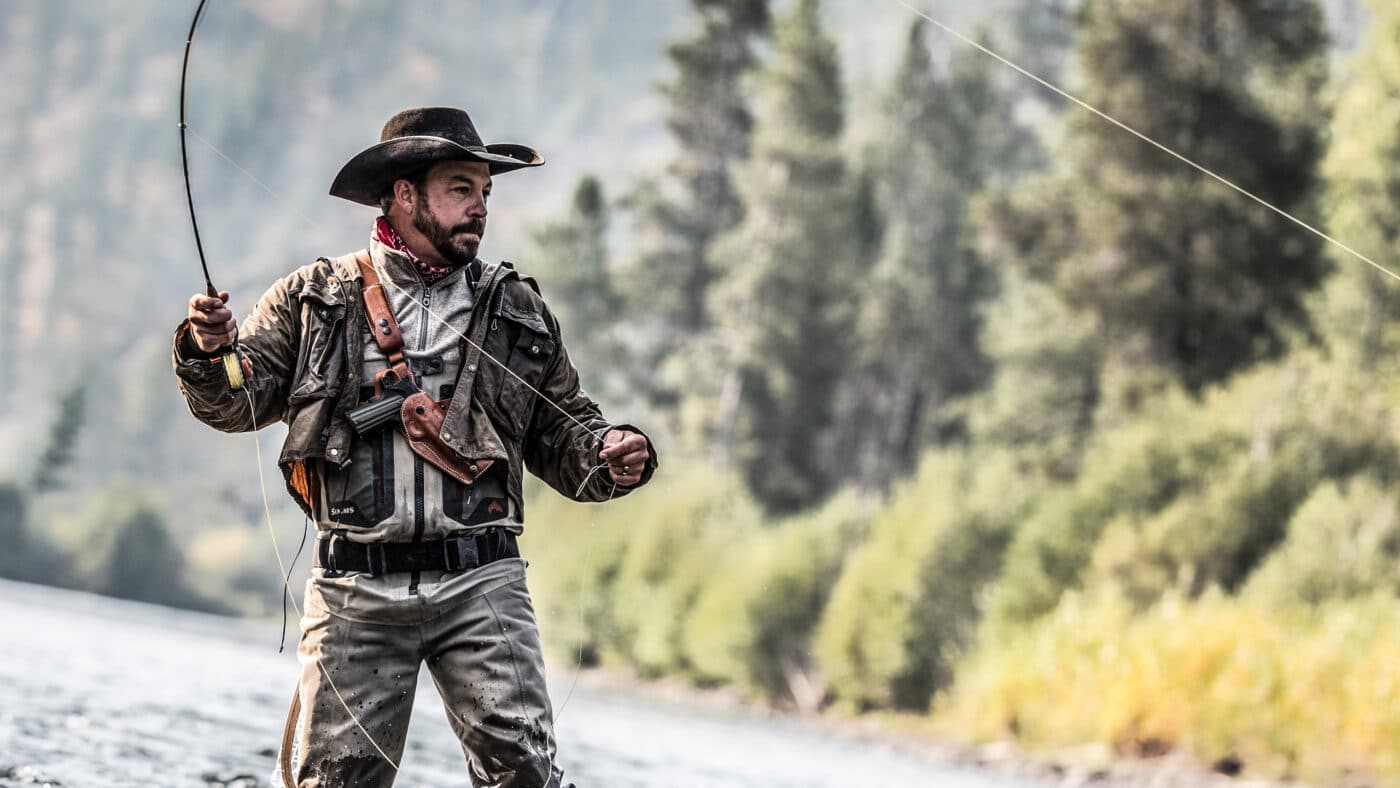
[180,0,247,390]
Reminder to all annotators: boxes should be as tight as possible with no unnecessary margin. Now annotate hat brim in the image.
[329,135,544,206]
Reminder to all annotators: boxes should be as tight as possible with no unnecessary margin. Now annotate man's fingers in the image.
[599,433,647,460]
[600,431,649,487]
[189,293,227,312]
[609,448,649,468]
[185,288,237,352]
[189,308,234,327]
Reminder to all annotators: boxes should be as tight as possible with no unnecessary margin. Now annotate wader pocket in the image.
[489,304,555,435]
[321,429,395,527]
[443,462,510,526]
[289,284,346,404]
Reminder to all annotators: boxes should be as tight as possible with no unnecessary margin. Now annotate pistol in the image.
[345,375,419,436]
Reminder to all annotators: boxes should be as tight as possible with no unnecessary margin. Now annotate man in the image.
[173,107,655,787]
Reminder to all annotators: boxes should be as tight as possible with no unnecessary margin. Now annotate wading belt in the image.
[313,528,520,576]
[353,250,492,486]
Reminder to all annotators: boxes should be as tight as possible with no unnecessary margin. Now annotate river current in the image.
[0,579,1032,787]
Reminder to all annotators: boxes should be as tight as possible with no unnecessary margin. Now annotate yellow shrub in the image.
[937,591,1400,784]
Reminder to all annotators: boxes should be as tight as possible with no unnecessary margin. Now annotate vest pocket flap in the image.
[499,301,550,336]
[294,277,346,308]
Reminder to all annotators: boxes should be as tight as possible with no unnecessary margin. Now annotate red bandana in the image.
[374,216,458,285]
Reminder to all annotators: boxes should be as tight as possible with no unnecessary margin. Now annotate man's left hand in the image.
[599,429,650,487]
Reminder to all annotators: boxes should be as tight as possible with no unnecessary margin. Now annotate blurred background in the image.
[2,0,1398,784]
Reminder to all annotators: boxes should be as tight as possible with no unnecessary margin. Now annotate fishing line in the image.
[189,127,324,234]
[279,516,309,654]
[889,0,1400,285]
[244,384,402,774]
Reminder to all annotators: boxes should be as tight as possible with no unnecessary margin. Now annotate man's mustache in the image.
[452,221,485,236]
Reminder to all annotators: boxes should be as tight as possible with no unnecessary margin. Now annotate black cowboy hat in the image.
[330,106,544,206]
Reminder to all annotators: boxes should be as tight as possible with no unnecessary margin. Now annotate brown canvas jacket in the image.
[172,247,655,532]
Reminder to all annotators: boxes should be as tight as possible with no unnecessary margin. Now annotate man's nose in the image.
[469,195,488,218]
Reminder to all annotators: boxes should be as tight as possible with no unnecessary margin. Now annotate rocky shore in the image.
[556,666,1348,788]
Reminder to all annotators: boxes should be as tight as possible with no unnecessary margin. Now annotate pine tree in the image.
[529,176,623,400]
[996,0,1330,394]
[714,0,853,514]
[1316,0,1400,366]
[32,380,86,493]
[0,482,31,580]
[848,21,1028,489]
[631,0,771,340]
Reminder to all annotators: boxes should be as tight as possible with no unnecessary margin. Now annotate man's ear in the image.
[393,179,414,212]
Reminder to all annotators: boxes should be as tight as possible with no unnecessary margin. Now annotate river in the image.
[0,579,1034,787]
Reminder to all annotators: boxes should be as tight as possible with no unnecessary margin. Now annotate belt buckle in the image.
[325,533,340,572]
[442,536,478,572]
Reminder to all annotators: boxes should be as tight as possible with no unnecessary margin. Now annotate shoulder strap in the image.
[353,250,415,390]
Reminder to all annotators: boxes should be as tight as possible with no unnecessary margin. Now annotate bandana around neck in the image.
[373,216,458,285]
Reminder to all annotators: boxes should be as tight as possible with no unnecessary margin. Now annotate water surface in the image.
[0,580,1031,787]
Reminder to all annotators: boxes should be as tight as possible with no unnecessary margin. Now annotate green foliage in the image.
[32,379,86,493]
[0,481,34,580]
[846,22,1027,488]
[987,386,1236,629]
[995,0,1331,394]
[682,493,864,706]
[1314,0,1400,365]
[631,0,770,340]
[990,350,1400,630]
[969,270,1101,478]
[606,464,760,676]
[529,175,625,399]
[521,483,635,668]
[1246,477,1400,605]
[713,0,856,514]
[815,450,1032,711]
[68,486,226,613]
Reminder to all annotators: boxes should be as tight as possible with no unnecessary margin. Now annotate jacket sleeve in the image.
[522,310,658,502]
[171,274,302,433]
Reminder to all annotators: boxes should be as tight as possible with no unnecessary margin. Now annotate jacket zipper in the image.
[410,456,424,594]
[409,286,432,595]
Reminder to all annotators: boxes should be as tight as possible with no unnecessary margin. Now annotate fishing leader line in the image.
[888,0,1400,285]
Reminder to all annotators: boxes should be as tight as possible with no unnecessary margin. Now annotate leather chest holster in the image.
[354,250,492,487]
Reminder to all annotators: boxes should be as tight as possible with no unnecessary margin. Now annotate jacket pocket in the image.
[488,303,556,435]
[320,428,396,527]
[288,283,347,405]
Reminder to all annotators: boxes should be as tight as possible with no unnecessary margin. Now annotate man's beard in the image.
[413,207,484,267]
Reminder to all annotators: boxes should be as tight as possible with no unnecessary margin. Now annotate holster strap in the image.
[354,249,413,391]
[314,529,519,576]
